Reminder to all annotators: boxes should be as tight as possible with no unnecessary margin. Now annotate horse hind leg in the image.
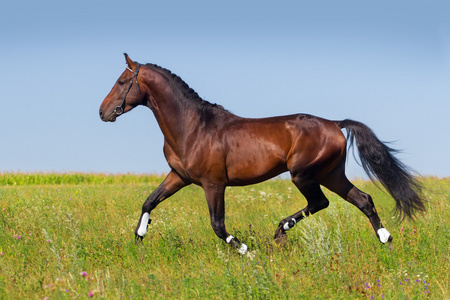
[346,186,393,243]
[274,178,330,244]
[320,170,393,244]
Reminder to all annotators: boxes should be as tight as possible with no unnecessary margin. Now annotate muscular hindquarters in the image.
[286,117,347,181]
[223,115,346,185]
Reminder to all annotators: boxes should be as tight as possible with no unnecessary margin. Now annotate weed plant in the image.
[0,174,448,299]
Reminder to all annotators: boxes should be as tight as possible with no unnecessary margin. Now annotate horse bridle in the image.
[114,64,142,116]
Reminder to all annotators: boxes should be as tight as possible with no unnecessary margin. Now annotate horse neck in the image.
[140,67,204,149]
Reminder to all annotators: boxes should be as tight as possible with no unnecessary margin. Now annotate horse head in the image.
[99,53,145,122]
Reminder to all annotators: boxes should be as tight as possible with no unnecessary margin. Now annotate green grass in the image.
[0,172,162,186]
[0,173,448,299]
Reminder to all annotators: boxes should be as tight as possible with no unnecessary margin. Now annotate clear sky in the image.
[1,0,449,179]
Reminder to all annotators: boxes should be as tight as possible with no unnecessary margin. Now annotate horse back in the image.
[223,114,346,185]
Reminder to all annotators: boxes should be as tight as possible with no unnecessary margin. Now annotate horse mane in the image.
[144,63,227,112]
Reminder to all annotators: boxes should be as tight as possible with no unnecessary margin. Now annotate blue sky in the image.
[1,0,449,179]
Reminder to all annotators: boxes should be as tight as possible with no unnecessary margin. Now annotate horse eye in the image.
[118,80,125,85]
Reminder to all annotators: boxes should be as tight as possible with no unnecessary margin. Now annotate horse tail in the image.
[336,119,425,220]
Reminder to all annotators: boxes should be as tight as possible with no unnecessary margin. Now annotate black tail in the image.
[337,119,425,220]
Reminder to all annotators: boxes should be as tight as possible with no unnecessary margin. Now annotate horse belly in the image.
[226,143,289,186]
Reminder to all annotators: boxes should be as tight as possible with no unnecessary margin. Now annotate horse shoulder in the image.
[163,141,189,179]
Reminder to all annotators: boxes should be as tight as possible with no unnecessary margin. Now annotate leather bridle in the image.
[114,64,142,116]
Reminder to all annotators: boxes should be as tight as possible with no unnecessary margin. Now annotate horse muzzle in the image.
[99,108,117,122]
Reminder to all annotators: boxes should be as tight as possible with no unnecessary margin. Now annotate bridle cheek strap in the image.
[114,64,142,116]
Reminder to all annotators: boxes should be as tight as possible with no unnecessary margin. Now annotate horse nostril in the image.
[99,109,103,118]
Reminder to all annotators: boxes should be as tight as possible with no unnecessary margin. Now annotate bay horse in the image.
[99,54,425,254]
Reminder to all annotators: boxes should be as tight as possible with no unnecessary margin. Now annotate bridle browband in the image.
[114,63,142,116]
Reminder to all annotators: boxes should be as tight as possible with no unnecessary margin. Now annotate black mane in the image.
[144,63,226,112]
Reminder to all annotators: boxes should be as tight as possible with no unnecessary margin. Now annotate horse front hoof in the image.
[135,234,144,245]
[387,235,394,250]
[238,243,248,255]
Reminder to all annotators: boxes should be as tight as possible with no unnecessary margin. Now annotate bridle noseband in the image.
[114,64,142,116]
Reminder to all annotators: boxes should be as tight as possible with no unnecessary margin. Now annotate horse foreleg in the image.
[203,184,248,254]
[135,170,187,243]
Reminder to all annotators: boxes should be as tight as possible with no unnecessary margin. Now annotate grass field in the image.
[0,173,448,299]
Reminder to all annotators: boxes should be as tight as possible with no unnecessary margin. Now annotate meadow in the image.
[0,173,448,299]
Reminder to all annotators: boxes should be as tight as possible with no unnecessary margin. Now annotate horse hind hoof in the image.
[274,235,287,245]
[377,228,391,244]
[274,227,287,245]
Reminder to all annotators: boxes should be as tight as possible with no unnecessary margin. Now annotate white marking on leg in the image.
[377,228,391,243]
[238,243,248,255]
[226,235,234,244]
[283,218,297,231]
[137,212,150,237]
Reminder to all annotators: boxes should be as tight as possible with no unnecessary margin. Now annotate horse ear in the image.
[124,53,137,69]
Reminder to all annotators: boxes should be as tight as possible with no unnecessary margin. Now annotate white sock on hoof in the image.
[283,218,296,231]
[238,243,248,255]
[226,235,234,244]
[377,228,391,243]
[137,213,150,237]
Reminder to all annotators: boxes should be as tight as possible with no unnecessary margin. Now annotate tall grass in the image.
[0,172,163,186]
[0,174,448,299]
